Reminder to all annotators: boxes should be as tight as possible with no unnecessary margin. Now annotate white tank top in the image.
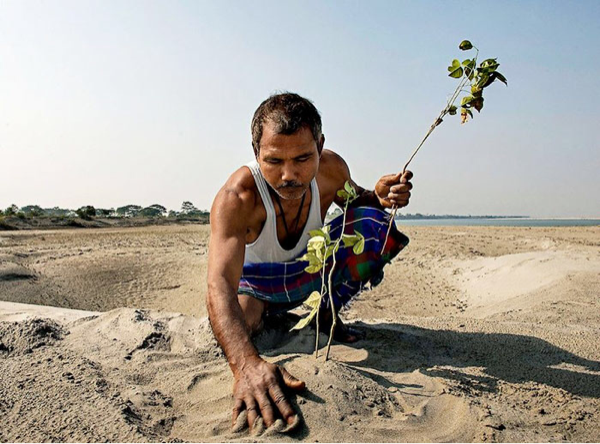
[244,160,322,264]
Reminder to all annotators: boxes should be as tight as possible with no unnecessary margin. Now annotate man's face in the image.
[257,121,322,200]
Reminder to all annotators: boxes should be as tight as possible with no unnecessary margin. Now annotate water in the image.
[394,218,600,227]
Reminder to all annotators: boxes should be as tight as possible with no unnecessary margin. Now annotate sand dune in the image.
[1,225,599,442]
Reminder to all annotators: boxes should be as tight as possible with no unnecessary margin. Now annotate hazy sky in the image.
[1,0,599,217]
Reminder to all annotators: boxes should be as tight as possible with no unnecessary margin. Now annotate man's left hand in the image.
[375,170,413,208]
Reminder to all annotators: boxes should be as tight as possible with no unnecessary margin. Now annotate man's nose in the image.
[281,163,297,182]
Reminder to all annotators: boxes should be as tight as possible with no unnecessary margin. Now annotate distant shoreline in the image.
[394,215,529,220]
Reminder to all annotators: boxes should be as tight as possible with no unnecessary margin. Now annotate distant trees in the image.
[45,207,73,217]
[116,205,142,217]
[76,206,96,220]
[95,208,114,217]
[4,204,18,216]
[1,202,209,222]
[179,201,208,217]
[139,204,167,217]
[21,205,44,217]
[181,201,197,214]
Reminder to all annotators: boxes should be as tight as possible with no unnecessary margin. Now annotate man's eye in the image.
[297,157,310,162]
[267,159,281,164]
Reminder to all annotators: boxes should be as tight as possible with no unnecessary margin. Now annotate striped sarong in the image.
[238,206,409,312]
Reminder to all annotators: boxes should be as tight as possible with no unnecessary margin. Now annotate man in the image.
[207,93,412,433]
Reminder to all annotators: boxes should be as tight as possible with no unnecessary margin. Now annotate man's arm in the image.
[207,186,258,370]
[206,181,304,433]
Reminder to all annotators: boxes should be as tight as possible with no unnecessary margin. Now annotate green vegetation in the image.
[0,201,209,229]
[292,181,364,361]
[382,40,508,252]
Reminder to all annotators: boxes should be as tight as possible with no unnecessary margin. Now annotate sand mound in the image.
[448,247,600,318]
[0,318,64,355]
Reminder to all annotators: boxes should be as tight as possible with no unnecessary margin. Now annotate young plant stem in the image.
[314,263,327,358]
[379,54,477,255]
[324,200,350,361]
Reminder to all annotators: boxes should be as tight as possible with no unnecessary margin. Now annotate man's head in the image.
[251,92,323,157]
[251,93,325,200]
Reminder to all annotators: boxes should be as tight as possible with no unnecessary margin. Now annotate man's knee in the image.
[237,294,265,334]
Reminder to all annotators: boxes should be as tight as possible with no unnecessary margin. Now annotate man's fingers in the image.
[380,172,402,186]
[390,183,412,193]
[279,367,306,391]
[268,383,297,425]
[245,399,259,434]
[388,191,411,201]
[232,399,244,427]
[401,170,413,183]
[256,392,276,428]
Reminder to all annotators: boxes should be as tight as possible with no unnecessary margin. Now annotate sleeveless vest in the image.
[244,160,322,264]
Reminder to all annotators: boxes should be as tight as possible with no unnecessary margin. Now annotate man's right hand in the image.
[232,355,305,434]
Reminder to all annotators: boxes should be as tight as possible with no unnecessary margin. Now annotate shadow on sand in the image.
[335,322,600,399]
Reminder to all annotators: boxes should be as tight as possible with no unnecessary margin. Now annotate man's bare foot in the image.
[317,310,366,343]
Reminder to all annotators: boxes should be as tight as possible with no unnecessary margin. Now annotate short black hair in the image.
[251,92,322,156]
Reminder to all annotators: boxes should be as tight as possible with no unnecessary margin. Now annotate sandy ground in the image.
[1,224,599,442]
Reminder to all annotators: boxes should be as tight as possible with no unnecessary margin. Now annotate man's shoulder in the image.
[319,149,351,184]
[212,166,258,215]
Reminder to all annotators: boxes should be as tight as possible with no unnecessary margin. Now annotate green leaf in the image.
[308,235,326,249]
[352,231,365,255]
[290,307,318,331]
[308,228,331,243]
[448,67,463,78]
[304,291,322,309]
[298,252,321,266]
[459,40,473,50]
[447,58,461,72]
[342,233,359,247]
[476,73,490,89]
[461,95,474,107]
[471,85,481,95]
[343,181,358,202]
[448,105,458,116]
[305,263,323,274]
[337,189,349,200]
[480,58,499,72]
[353,237,365,255]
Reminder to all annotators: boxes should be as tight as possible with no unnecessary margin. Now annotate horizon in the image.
[7,202,600,220]
[1,1,599,218]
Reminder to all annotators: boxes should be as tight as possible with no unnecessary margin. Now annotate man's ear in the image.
[318,134,325,156]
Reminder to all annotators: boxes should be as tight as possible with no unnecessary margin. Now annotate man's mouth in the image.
[277,181,303,190]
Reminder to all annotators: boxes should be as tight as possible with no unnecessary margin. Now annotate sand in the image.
[1,224,599,442]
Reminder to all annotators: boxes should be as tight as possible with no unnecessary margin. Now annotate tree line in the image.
[1,201,209,221]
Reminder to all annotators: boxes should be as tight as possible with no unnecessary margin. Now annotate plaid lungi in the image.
[238,206,409,311]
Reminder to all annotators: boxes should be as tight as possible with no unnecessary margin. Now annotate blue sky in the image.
[1,0,599,217]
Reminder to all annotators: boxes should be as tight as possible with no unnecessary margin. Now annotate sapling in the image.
[291,181,364,361]
[381,40,508,251]
[292,40,507,361]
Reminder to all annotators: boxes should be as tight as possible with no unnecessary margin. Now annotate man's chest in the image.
[245,174,338,245]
